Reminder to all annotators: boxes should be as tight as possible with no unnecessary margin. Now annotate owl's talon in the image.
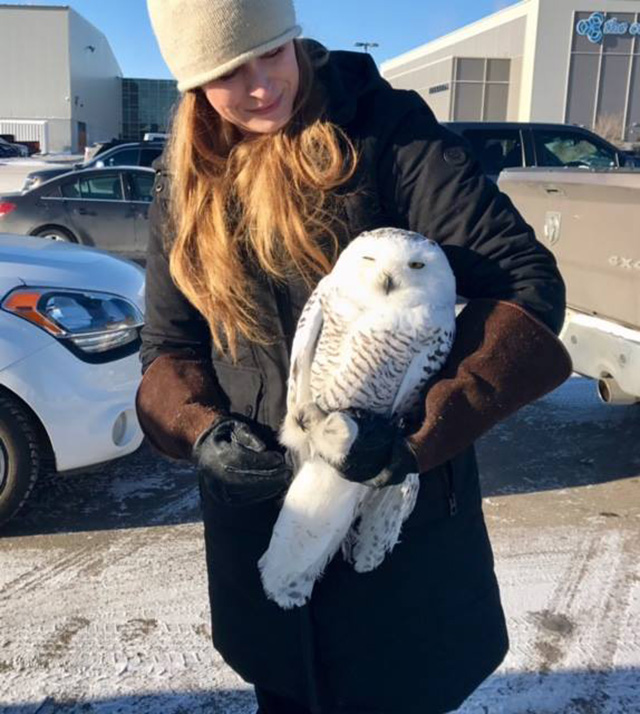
[280,402,327,454]
[309,411,358,465]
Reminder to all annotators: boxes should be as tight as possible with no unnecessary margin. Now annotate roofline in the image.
[0,3,69,10]
[381,0,531,73]
[122,77,178,84]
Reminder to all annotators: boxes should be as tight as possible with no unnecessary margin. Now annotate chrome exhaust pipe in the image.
[597,377,639,406]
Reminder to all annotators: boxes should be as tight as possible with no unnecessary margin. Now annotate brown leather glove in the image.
[407,299,573,474]
[135,353,225,461]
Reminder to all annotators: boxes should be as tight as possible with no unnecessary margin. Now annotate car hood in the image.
[0,233,145,311]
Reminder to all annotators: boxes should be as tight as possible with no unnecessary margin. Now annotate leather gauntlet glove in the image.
[407,299,573,474]
[135,353,225,461]
[193,417,293,505]
[339,411,420,489]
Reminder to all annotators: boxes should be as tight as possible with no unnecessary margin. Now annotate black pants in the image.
[255,687,313,714]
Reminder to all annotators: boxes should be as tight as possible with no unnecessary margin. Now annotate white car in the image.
[0,233,145,525]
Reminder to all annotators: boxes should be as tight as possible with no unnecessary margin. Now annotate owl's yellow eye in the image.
[409,262,425,269]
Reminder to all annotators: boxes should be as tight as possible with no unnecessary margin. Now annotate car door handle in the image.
[76,207,97,216]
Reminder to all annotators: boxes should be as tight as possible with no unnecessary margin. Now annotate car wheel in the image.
[33,226,76,243]
[0,393,41,527]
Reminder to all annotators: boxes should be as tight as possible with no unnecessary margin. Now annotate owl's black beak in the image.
[381,273,395,294]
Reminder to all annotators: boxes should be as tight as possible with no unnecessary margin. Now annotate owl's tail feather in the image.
[259,458,366,609]
[347,474,420,573]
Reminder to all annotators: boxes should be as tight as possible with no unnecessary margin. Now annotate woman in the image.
[137,1,572,712]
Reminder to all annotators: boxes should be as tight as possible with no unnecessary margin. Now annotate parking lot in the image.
[0,376,638,714]
[3,0,640,712]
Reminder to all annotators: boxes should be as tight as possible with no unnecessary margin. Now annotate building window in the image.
[457,58,485,82]
[628,60,640,144]
[565,54,600,128]
[452,58,510,121]
[566,11,640,142]
[455,83,484,121]
[121,78,179,141]
[484,84,509,121]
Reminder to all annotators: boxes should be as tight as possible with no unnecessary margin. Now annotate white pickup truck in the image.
[499,167,640,405]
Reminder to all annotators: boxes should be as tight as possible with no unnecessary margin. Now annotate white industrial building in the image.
[381,0,640,143]
[0,4,122,153]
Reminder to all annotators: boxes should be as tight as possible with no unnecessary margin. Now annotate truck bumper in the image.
[560,308,640,402]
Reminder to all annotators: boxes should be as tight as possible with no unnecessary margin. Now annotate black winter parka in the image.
[140,43,566,714]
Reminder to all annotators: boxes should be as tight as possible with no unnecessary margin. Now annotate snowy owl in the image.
[258,228,456,609]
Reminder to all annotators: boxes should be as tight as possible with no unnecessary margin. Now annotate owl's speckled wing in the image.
[391,325,455,415]
[311,304,454,419]
[286,280,325,412]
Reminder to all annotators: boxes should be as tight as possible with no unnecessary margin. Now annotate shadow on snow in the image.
[2,666,639,713]
[1,376,638,539]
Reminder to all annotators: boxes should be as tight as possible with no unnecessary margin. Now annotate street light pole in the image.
[354,41,379,53]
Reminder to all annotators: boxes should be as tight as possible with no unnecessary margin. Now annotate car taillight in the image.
[0,201,17,217]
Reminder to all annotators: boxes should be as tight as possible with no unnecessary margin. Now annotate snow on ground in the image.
[0,377,638,713]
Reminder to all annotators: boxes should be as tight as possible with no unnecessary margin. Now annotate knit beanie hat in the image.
[147,0,302,92]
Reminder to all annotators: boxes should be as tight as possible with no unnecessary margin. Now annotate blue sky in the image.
[13,0,520,78]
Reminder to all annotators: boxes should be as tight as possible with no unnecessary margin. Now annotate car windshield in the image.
[90,147,138,168]
[535,131,617,169]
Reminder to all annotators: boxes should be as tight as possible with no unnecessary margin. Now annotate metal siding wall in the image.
[0,8,71,122]
[68,10,123,150]
[383,15,526,80]
[382,16,526,122]
[0,121,48,152]
[507,56,523,120]
[381,57,454,120]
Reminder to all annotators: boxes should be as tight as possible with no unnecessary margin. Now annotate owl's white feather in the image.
[259,228,456,608]
[342,474,420,573]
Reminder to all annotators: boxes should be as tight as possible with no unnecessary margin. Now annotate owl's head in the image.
[330,228,456,310]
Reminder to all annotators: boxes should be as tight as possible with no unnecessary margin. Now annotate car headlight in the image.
[1,287,144,355]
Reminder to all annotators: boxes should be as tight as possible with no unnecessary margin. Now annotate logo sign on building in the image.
[429,83,451,95]
[576,12,640,44]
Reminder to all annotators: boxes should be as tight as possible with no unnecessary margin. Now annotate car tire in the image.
[0,393,41,527]
[33,226,76,243]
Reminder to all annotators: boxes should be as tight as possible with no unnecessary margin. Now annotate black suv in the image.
[0,137,28,158]
[444,122,640,181]
[21,141,165,192]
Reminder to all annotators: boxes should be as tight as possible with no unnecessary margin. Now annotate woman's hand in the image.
[338,411,420,489]
[193,417,293,504]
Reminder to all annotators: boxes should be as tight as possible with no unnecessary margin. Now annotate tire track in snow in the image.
[0,542,105,601]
